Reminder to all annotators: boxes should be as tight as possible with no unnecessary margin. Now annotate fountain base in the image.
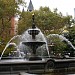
[29,56,42,61]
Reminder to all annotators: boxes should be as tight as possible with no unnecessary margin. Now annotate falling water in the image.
[47,34,75,50]
[18,27,50,57]
[0,35,21,59]
[20,28,46,42]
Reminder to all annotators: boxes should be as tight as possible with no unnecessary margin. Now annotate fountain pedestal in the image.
[22,42,46,60]
[22,42,46,54]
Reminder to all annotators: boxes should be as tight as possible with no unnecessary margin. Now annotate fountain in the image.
[0,14,51,73]
[17,13,49,60]
[1,14,75,74]
[0,14,49,61]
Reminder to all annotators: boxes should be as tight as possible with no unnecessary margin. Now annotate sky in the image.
[24,0,75,18]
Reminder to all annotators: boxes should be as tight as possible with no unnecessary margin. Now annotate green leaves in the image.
[19,7,72,35]
[0,0,26,18]
[0,0,26,52]
[47,35,67,54]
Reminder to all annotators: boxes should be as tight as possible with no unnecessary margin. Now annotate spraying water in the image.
[18,27,50,57]
[47,34,75,50]
[0,35,21,59]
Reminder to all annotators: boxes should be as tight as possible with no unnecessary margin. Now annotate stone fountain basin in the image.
[0,58,46,64]
[0,58,47,72]
[0,57,75,73]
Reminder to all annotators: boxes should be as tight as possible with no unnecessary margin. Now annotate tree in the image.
[47,36,67,54]
[18,7,72,35]
[68,25,75,46]
[0,0,26,17]
[0,0,26,53]
[0,0,26,38]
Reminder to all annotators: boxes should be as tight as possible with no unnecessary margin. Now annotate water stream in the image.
[47,34,75,50]
[0,35,21,59]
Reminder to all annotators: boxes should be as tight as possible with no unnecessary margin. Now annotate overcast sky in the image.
[24,0,75,18]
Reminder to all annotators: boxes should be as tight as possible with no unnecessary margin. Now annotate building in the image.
[27,0,34,12]
[10,16,18,36]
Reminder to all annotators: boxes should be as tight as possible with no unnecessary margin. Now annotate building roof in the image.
[27,0,34,11]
